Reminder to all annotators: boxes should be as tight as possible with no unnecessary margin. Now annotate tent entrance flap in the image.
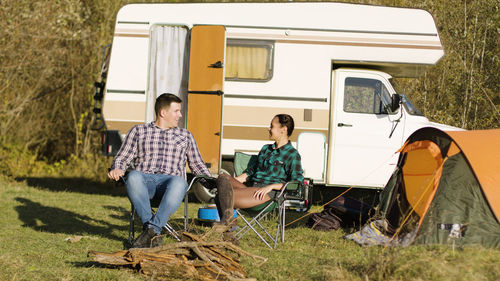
[402,140,444,219]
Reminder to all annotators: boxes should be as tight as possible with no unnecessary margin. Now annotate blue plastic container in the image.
[197,205,237,222]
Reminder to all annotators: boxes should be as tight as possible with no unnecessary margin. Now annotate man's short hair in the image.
[155,93,182,117]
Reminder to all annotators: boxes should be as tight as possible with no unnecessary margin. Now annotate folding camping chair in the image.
[127,174,215,245]
[232,152,312,249]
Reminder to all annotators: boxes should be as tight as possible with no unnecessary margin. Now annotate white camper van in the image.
[94,2,460,202]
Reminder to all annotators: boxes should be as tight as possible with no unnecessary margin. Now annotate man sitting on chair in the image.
[108,93,211,248]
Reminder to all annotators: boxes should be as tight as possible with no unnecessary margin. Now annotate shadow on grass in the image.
[15,176,127,197]
[15,197,127,242]
[15,176,205,204]
[71,260,139,272]
[103,205,130,221]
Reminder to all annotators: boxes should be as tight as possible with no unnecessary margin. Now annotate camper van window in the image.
[225,40,273,82]
[343,77,391,114]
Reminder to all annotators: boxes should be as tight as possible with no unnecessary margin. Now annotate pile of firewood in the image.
[88,232,266,281]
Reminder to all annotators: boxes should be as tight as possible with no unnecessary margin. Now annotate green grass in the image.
[1,177,499,281]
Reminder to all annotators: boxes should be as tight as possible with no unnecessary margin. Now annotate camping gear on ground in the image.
[308,207,342,231]
[346,127,500,248]
[232,152,313,249]
[345,219,417,247]
[308,196,374,231]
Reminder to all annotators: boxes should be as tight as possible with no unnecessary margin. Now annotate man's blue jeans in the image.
[125,170,188,234]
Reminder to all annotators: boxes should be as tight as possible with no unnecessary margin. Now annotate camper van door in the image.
[186,25,226,174]
[328,70,405,188]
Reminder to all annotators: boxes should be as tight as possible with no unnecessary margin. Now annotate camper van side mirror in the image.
[390,93,401,112]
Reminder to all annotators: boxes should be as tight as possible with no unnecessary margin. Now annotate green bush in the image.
[0,142,111,181]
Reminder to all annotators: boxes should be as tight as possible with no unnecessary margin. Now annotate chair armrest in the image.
[283,180,300,191]
[284,178,313,203]
[193,174,216,180]
[188,175,217,191]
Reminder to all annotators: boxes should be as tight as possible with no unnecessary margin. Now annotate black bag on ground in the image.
[308,207,342,231]
[325,196,374,227]
[308,196,374,230]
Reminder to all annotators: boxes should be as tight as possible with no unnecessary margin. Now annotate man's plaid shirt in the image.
[244,141,304,185]
[112,122,210,177]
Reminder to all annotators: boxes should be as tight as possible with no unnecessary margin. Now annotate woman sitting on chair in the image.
[215,114,304,225]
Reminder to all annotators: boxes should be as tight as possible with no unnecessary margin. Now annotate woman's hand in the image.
[253,183,284,201]
[253,185,274,201]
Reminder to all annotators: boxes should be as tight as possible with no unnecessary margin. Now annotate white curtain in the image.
[147,26,189,127]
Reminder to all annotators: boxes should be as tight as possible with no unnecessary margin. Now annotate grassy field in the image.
[1,177,499,281]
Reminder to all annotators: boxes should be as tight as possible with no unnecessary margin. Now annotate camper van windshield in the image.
[401,94,424,116]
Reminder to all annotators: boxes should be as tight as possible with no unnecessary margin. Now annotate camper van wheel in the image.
[192,161,235,203]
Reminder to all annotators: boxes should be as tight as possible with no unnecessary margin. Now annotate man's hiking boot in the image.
[150,235,164,248]
[131,227,158,248]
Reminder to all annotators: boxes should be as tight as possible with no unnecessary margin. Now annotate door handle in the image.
[337,123,353,127]
[214,132,220,136]
[209,61,224,68]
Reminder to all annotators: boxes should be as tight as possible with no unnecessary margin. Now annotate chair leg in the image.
[236,202,282,250]
[236,204,273,238]
[128,203,135,245]
[184,194,188,231]
[274,212,281,249]
[273,202,286,248]
[281,201,286,243]
[236,210,274,249]
[163,224,181,242]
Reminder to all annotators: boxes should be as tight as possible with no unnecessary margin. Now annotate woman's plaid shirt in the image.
[111,122,210,177]
[244,141,304,185]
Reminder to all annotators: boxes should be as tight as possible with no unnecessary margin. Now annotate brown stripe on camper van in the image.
[228,32,442,50]
[103,100,146,121]
[223,125,328,142]
[106,121,144,134]
[222,106,330,129]
[114,28,149,38]
[276,39,443,50]
[103,100,146,122]
[114,33,149,38]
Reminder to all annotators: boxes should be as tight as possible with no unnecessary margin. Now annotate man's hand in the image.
[108,169,125,181]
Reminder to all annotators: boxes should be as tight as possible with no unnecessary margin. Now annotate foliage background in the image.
[0,0,498,177]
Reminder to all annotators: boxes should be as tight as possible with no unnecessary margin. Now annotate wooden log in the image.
[88,250,132,266]
[139,259,204,281]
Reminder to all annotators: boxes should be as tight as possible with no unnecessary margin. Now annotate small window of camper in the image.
[343,77,392,114]
[225,40,274,82]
